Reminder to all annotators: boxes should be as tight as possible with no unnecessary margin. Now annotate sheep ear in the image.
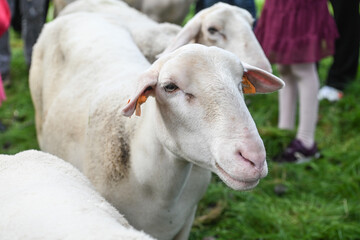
[121,54,172,117]
[241,62,285,94]
[159,13,203,56]
[121,70,158,117]
[235,7,255,26]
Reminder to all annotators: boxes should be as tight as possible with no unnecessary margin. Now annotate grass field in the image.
[1,2,359,240]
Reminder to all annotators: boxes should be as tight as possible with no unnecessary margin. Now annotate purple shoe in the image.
[274,139,320,164]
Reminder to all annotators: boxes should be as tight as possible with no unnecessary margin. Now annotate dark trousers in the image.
[195,0,257,20]
[326,0,360,90]
[0,0,49,74]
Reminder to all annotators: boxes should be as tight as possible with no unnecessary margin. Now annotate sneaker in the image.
[318,86,343,102]
[274,139,320,164]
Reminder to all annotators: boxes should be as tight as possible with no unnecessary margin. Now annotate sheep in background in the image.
[58,0,181,63]
[53,0,143,17]
[53,0,74,17]
[59,0,272,71]
[53,0,192,24]
[29,11,284,240]
[0,150,155,240]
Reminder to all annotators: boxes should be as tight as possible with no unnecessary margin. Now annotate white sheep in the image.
[59,0,272,71]
[29,11,284,240]
[53,0,193,24]
[53,0,143,17]
[0,150,155,240]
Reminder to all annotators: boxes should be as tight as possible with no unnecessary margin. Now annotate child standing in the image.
[255,0,338,163]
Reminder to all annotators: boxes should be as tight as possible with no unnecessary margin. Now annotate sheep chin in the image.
[214,162,260,191]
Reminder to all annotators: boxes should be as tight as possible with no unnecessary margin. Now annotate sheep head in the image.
[161,3,272,73]
[122,44,284,190]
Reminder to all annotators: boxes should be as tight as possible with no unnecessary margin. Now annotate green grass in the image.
[0,31,38,153]
[189,72,360,239]
[1,3,360,240]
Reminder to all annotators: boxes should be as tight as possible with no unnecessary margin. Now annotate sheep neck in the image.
[130,101,200,206]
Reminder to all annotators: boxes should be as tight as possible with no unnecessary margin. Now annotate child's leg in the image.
[291,63,319,148]
[277,64,298,130]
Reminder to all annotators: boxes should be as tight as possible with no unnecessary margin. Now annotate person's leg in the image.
[292,63,319,148]
[11,0,21,32]
[195,0,204,13]
[19,0,48,67]
[0,31,11,76]
[326,0,360,91]
[274,63,320,163]
[233,0,257,19]
[42,0,50,23]
[277,64,298,131]
[196,0,232,12]
[0,0,15,78]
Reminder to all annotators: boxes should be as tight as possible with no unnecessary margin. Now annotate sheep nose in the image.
[238,152,255,166]
[237,150,265,172]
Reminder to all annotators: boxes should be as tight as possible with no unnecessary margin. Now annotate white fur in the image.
[29,11,283,240]
[54,0,192,24]
[0,150,155,240]
[59,0,271,71]
[53,0,142,16]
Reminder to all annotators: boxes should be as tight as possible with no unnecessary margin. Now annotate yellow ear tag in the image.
[242,75,256,94]
[135,95,148,116]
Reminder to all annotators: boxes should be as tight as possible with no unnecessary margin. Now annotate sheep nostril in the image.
[238,152,255,167]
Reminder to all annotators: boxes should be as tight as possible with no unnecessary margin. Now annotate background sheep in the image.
[53,0,193,24]
[0,150,155,240]
[53,0,143,17]
[29,10,283,240]
[59,0,271,70]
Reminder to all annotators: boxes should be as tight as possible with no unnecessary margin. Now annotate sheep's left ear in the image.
[121,70,158,117]
[241,62,285,94]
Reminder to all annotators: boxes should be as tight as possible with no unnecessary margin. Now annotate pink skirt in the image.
[255,0,339,64]
[0,75,6,106]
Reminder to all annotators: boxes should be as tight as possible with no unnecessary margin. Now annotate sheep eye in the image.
[208,27,218,34]
[164,83,178,92]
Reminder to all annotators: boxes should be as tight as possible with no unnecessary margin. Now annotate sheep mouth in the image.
[215,163,259,191]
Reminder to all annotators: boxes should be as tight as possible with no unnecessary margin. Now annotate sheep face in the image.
[122,44,284,191]
[161,3,272,73]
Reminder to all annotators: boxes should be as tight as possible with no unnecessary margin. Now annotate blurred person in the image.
[255,0,338,163]
[0,0,10,36]
[318,0,360,102]
[0,0,10,106]
[195,0,257,21]
[0,0,49,86]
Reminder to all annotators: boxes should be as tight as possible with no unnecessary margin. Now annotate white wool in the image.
[59,0,271,70]
[0,150,155,240]
[53,0,191,24]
